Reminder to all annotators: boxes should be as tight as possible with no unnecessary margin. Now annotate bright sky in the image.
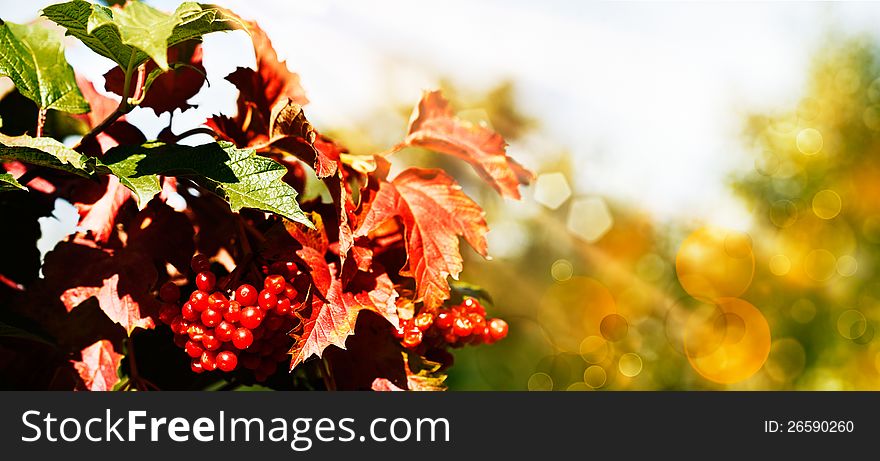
[7,0,880,228]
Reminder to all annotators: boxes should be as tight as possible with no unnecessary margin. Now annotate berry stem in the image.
[35,108,46,138]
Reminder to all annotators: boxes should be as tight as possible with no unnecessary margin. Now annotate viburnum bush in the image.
[0,1,531,391]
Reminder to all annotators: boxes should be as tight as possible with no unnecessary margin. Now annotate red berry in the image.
[232,328,254,349]
[435,311,455,330]
[488,318,508,341]
[202,333,221,351]
[184,340,204,358]
[201,308,222,327]
[179,301,196,321]
[452,317,473,337]
[443,332,458,345]
[200,351,217,371]
[258,289,277,311]
[264,275,286,295]
[216,351,238,372]
[469,313,486,331]
[191,254,210,273]
[275,297,291,315]
[224,300,241,323]
[235,284,258,306]
[158,303,178,324]
[463,298,485,316]
[215,321,235,342]
[283,283,298,301]
[195,271,216,292]
[403,329,423,348]
[190,290,209,312]
[240,306,263,329]
[170,316,188,335]
[159,282,180,303]
[207,292,228,309]
[187,324,207,341]
[191,360,204,373]
[414,312,434,331]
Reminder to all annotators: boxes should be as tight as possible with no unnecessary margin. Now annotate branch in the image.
[35,108,47,138]
[73,52,139,153]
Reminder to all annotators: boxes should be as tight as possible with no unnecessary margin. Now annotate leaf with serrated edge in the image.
[289,269,398,370]
[355,168,488,310]
[0,133,97,177]
[102,141,311,225]
[403,90,533,199]
[62,274,155,335]
[43,0,235,70]
[0,20,89,113]
[0,173,27,192]
[72,339,123,391]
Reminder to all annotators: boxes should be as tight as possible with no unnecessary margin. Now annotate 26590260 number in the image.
[787,420,854,433]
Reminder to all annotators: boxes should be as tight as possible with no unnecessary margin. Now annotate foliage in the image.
[0,1,527,391]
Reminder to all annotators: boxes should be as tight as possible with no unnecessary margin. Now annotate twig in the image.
[73,52,138,152]
[166,127,219,143]
[35,108,47,137]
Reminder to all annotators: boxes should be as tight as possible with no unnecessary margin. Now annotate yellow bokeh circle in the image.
[583,365,607,389]
[804,249,837,282]
[768,254,791,276]
[684,298,771,384]
[796,128,824,155]
[675,227,755,302]
[812,190,842,220]
[618,353,643,378]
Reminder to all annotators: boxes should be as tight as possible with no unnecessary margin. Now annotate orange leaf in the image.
[403,90,533,199]
[355,168,488,310]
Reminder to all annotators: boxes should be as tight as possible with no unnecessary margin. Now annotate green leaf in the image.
[0,133,98,177]
[43,0,236,71]
[0,173,27,192]
[102,141,312,226]
[0,20,89,113]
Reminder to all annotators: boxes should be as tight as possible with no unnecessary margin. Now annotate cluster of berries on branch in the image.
[156,255,304,381]
[395,298,508,351]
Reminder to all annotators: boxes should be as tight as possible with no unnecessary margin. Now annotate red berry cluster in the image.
[156,255,302,381]
[395,298,508,351]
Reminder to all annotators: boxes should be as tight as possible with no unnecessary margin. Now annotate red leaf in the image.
[355,168,488,310]
[62,273,156,335]
[104,41,206,115]
[402,90,533,199]
[76,175,131,243]
[72,340,123,391]
[289,267,398,370]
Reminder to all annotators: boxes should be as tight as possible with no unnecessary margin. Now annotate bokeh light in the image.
[527,372,554,391]
[618,353,643,378]
[675,227,755,302]
[583,365,607,389]
[534,172,573,210]
[566,197,613,243]
[684,298,771,384]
